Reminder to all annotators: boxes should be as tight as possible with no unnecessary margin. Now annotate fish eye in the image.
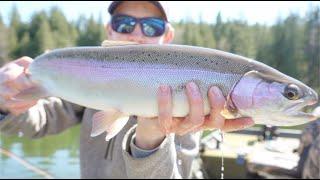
[283,84,301,100]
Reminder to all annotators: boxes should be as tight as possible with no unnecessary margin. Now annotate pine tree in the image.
[304,6,320,90]
[49,6,76,47]
[0,14,8,64]
[35,19,55,55]
[8,5,21,59]
[77,15,105,46]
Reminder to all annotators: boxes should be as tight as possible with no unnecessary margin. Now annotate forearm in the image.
[135,117,166,150]
[0,97,84,138]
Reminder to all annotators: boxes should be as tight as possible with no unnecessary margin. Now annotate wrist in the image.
[135,118,166,150]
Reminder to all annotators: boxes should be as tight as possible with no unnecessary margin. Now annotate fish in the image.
[18,40,319,141]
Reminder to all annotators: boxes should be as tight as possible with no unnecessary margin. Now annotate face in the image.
[106,1,174,44]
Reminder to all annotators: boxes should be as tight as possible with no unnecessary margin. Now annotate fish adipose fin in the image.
[91,109,129,141]
[101,40,139,47]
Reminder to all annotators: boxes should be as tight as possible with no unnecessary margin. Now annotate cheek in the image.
[252,82,282,108]
[108,33,129,41]
[231,77,261,110]
[108,30,164,44]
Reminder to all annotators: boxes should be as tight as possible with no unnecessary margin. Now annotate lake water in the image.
[0,125,81,179]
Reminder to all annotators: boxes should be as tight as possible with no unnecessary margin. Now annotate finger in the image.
[6,100,37,116]
[222,118,254,132]
[6,73,34,91]
[177,82,204,135]
[10,106,32,116]
[0,64,24,84]
[157,85,172,134]
[5,99,38,109]
[204,86,226,130]
[14,56,33,69]
[0,85,20,99]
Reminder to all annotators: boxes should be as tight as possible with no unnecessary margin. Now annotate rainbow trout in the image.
[20,41,318,140]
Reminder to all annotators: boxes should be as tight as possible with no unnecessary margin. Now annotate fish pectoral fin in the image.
[13,86,50,101]
[222,95,240,119]
[91,109,122,137]
[105,116,129,141]
[101,40,139,47]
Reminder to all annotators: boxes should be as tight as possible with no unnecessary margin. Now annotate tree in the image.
[304,6,320,91]
[214,12,224,49]
[8,5,21,59]
[49,6,75,47]
[77,14,105,46]
[199,17,216,48]
[0,14,8,64]
[34,19,55,55]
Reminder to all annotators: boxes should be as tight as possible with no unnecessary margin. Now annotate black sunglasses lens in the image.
[141,18,165,37]
[111,15,136,34]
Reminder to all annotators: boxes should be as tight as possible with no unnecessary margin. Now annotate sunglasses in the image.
[111,14,167,37]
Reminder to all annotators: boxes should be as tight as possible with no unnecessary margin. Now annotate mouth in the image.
[285,99,318,122]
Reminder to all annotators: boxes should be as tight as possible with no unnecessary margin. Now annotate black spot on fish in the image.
[148,54,151,57]
[174,84,186,93]
[216,62,218,65]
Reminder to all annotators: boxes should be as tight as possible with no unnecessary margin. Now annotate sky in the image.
[1,1,320,26]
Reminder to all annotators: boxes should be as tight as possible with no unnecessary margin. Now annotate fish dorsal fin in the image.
[101,40,139,47]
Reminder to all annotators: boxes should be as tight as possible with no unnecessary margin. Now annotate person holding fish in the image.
[0,1,318,179]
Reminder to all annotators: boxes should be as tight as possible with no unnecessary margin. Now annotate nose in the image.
[126,24,145,43]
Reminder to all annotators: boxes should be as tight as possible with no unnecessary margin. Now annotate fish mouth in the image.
[284,98,319,122]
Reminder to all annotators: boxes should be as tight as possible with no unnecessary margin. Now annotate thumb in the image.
[14,56,33,69]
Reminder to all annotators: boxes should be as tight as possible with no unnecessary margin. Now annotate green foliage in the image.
[77,15,105,46]
[0,13,8,65]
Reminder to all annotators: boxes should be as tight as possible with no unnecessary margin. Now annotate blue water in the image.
[0,125,81,179]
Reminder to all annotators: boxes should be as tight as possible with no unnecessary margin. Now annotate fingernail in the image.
[159,85,168,94]
[211,86,220,95]
[187,82,199,94]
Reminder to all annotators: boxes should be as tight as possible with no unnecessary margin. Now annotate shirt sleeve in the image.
[130,134,160,158]
[122,124,201,179]
[0,97,85,138]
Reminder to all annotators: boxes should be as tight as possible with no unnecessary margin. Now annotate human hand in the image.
[0,56,38,116]
[135,82,255,150]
